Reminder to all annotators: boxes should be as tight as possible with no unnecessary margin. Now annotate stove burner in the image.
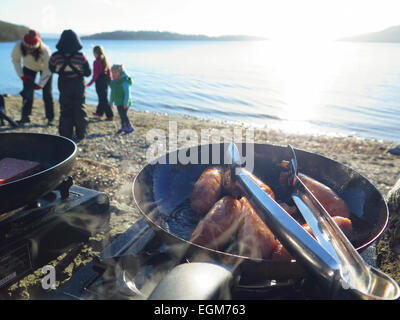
[46,217,379,300]
[0,178,110,292]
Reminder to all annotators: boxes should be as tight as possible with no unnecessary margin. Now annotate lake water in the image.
[1,39,400,142]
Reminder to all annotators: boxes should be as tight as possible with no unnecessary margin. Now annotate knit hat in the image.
[23,30,41,49]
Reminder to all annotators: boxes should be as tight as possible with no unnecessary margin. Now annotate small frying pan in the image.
[0,133,77,214]
[132,143,389,299]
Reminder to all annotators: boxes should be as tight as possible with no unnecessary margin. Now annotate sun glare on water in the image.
[246,6,353,132]
[275,41,333,120]
[262,29,346,132]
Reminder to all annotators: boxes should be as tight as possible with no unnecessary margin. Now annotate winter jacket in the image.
[87,56,111,86]
[109,72,133,106]
[49,30,91,79]
[11,40,52,88]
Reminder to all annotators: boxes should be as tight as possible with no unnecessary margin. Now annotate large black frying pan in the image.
[0,133,77,214]
[133,143,388,298]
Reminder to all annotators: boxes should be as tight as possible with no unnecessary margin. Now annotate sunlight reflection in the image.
[270,40,339,127]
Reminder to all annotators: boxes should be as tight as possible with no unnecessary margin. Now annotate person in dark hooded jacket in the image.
[49,30,91,142]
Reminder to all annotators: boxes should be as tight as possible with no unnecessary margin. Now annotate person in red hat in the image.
[11,30,54,126]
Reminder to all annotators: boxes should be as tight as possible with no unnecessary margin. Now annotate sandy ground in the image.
[1,94,400,299]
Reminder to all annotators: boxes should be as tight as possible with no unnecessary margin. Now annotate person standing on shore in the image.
[11,30,54,126]
[49,30,91,142]
[109,64,134,134]
[86,45,113,121]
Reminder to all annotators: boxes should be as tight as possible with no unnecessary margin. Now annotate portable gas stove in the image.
[45,216,378,300]
[0,177,110,293]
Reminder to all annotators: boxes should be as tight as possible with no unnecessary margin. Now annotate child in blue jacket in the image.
[109,64,134,134]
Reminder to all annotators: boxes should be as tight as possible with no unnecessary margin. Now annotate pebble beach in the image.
[1,94,400,299]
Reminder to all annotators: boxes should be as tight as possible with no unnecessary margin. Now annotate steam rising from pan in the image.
[133,142,388,280]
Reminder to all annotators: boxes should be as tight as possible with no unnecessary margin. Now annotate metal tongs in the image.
[227,142,400,300]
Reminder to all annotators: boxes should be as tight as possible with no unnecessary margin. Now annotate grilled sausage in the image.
[298,173,351,218]
[237,197,275,259]
[246,169,275,199]
[270,241,292,262]
[191,166,223,216]
[332,216,353,237]
[279,171,350,218]
[222,168,275,199]
[271,221,315,262]
[190,196,242,251]
[271,216,353,261]
[279,202,298,216]
[222,168,241,198]
[302,216,352,238]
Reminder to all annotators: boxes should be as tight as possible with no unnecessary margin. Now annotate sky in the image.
[1,0,400,41]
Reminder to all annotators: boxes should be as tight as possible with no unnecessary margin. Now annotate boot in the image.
[123,125,134,134]
[17,116,30,125]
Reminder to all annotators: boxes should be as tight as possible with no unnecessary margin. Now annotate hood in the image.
[56,30,83,54]
[122,72,133,84]
[115,72,133,85]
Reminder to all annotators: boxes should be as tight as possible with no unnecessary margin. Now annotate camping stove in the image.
[46,217,378,300]
[0,177,110,292]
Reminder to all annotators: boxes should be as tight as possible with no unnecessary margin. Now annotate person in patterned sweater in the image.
[49,30,91,142]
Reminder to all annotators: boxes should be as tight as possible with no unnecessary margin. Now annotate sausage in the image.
[222,168,241,198]
[271,221,315,262]
[279,202,298,216]
[190,166,223,216]
[298,173,351,218]
[271,216,353,261]
[279,171,350,218]
[237,197,275,259]
[331,216,353,237]
[246,169,275,199]
[222,168,275,199]
[190,196,242,251]
[271,241,292,261]
[279,170,291,187]
[302,216,352,238]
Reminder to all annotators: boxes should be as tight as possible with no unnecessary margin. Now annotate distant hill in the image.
[81,30,265,41]
[0,20,29,42]
[341,25,400,42]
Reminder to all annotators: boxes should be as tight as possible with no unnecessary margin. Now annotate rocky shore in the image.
[2,94,400,299]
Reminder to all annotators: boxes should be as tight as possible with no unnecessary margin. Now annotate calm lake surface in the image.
[1,39,400,142]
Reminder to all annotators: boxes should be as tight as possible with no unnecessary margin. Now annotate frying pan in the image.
[0,133,77,214]
[133,142,389,298]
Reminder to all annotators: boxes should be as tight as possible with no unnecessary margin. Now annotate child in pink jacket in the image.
[87,46,113,120]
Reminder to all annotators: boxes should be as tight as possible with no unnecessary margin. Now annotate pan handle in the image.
[148,262,233,300]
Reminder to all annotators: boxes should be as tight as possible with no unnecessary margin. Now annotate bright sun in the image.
[253,1,344,43]
[267,17,338,43]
